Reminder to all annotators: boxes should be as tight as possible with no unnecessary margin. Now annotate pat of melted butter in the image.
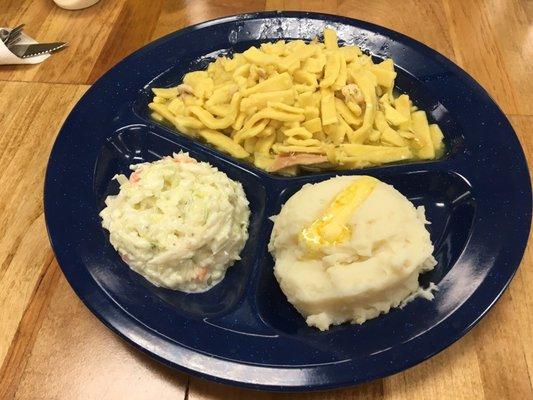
[300,177,378,252]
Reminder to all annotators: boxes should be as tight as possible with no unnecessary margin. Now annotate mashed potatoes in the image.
[268,176,436,330]
[100,152,250,292]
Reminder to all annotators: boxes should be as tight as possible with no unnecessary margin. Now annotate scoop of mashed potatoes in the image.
[100,152,250,293]
[268,176,436,330]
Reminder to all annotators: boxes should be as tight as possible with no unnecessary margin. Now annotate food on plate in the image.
[149,28,444,174]
[268,175,437,330]
[100,152,250,293]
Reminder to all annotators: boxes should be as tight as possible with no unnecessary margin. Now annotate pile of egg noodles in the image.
[149,28,444,174]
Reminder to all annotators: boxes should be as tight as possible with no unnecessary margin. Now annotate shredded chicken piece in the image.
[256,67,267,79]
[177,84,194,96]
[269,154,329,172]
[341,84,364,105]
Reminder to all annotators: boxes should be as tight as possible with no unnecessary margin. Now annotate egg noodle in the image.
[149,28,444,174]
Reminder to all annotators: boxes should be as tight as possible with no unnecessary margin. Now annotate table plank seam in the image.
[0,79,89,87]
[0,258,59,399]
[522,350,533,392]
[184,376,190,400]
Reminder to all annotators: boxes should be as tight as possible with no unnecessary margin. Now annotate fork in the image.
[1,24,24,47]
[0,29,9,43]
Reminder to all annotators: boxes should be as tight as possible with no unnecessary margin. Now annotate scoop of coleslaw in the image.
[100,152,250,292]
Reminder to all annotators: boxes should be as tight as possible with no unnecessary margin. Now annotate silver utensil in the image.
[1,27,21,46]
[5,33,22,48]
[5,24,24,47]
[7,37,21,47]
[0,29,9,43]
[9,42,67,58]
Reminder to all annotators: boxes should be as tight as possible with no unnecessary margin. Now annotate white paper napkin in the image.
[0,29,51,65]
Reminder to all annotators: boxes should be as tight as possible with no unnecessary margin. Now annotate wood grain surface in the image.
[0,1,531,399]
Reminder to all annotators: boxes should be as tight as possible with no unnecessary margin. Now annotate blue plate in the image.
[44,12,532,391]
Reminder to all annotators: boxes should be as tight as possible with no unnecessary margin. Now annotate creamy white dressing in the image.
[100,152,250,292]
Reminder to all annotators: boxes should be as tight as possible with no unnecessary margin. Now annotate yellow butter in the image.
[300,177,378,252]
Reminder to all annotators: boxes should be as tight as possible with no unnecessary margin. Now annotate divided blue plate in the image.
[44,12,532,391]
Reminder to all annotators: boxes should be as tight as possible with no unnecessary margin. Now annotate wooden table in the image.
[0,1,531,399]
